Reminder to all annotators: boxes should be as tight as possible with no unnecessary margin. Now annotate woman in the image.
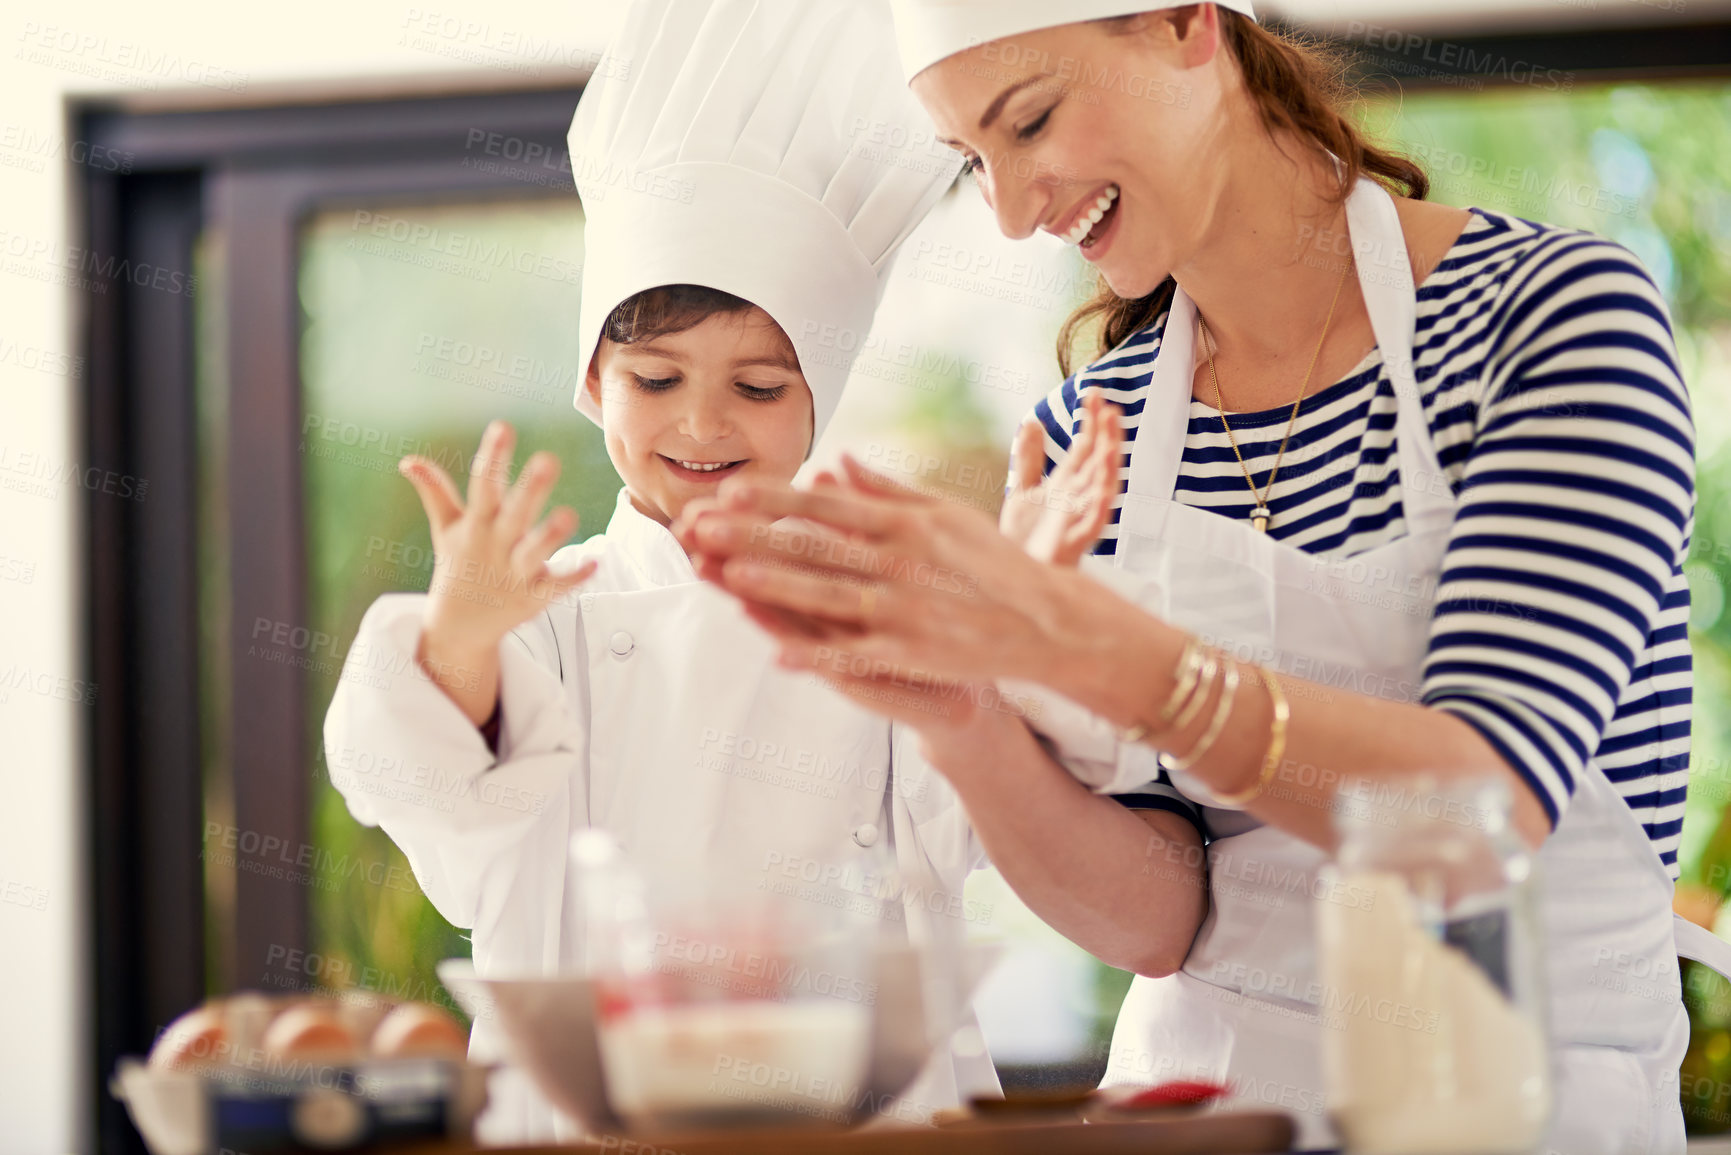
[675,2,1714,1150]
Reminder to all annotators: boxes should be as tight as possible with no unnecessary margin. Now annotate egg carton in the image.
[112,1054,489,1155]
[112,990,486,1155]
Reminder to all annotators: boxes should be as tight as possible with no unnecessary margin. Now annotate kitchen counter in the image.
[374,1124,1731,1155]
[387,1111,1295,1154]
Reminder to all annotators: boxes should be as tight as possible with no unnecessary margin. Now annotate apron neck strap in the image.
[1122,177,1454,522]
[1123,291,1196,501]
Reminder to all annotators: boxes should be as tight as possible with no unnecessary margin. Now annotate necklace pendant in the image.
[1250,505,1272,534]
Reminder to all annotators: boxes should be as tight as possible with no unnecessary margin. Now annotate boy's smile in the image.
[660,455,749,483]
[585,307,814,530]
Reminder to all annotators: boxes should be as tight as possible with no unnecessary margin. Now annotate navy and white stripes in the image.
[1036,208,1695,876]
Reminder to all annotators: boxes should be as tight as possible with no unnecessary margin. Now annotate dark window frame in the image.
[76,80,586,1154]
[72,16,1731,1151]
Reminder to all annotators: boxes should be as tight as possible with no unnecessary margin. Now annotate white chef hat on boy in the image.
[569,0,961,440]
[888,0,1257,83]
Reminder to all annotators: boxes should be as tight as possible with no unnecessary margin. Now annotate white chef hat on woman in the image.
[887,0,1257,83]
[569,0,961,439]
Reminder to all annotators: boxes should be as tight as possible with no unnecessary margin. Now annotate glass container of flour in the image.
[1318,777,1551,1154]
[570,830,876,1132]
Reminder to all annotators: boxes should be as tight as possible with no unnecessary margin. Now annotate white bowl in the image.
[437,961,625,1135]
[438,943,948,1136]
[111,1063,207,1155]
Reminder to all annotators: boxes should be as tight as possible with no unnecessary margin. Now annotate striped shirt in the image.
[1036,208,1695,876]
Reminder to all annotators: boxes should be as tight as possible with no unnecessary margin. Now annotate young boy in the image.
[323,0,991,1141]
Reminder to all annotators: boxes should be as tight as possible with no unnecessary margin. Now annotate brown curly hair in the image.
[1056,8,1429,378]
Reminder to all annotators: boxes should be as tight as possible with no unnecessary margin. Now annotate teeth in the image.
[678,460,733,473]
[1064,185,1119,246]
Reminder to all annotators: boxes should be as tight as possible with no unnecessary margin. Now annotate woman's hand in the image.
[674,461,1101,713]
[999,391,1123,567]
[399,420,596,724]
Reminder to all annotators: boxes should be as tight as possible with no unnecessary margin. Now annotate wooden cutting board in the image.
[394,1110,1296,1154]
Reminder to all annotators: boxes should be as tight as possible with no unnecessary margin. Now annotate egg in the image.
[221,992,275,1059]
[333,993,392,1048]
[369,1002,469,1059]
[261,1005,360,1061]
[149,1005,228,1072]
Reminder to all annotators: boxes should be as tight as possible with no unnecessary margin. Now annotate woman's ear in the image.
[1113,6,1220,68]
[1164,4,1223,66]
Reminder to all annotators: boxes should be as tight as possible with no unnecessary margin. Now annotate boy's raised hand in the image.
[398,420,596,725]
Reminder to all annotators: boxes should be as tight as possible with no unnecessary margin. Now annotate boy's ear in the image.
[583,355,604,409]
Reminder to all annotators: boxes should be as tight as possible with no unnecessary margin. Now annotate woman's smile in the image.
[1052,182,1121,249]
[1078,186,1125,262]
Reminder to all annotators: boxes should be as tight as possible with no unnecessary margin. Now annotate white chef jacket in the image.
[324,487,998,1142]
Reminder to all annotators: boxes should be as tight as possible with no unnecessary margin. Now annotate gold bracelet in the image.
[1211,666,1291,808]
[1158,639,1206,729]
[1166,648,1219,736]
[1120,638,1203,745]
[1159,657,1240,774]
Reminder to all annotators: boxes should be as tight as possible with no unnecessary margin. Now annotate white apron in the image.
[1098,177,1715,1153]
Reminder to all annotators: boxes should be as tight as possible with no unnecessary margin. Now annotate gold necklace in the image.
[1199,254,1354,534]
